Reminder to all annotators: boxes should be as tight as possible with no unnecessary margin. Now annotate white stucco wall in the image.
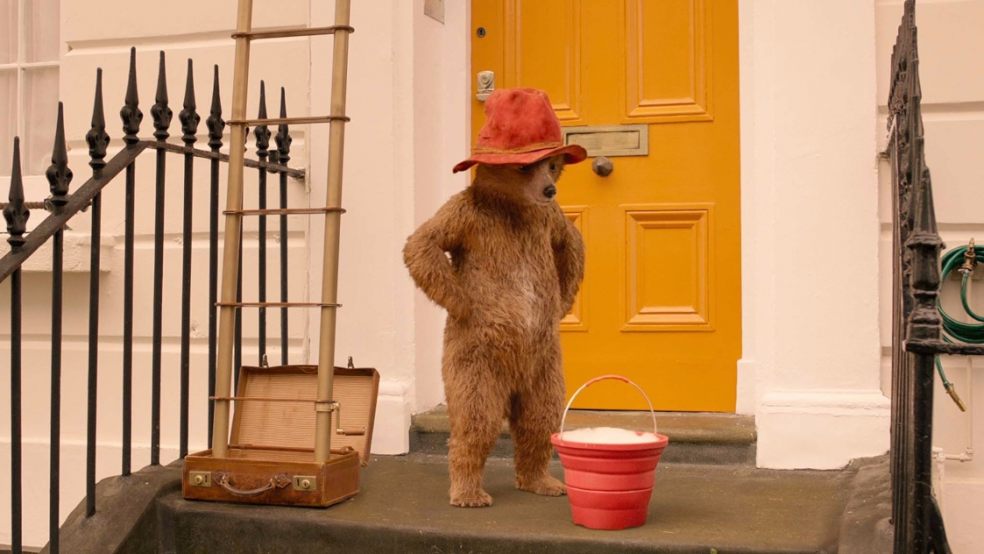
[875,1,984,551]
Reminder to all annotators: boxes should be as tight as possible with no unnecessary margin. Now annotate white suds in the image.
[560,427,659,444]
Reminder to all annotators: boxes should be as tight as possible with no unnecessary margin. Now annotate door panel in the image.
[471,0,740,411]
[625,0,710,120]
[506,0,583,121]
[623,204,711,330]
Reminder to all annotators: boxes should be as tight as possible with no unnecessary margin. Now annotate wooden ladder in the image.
[211,0,354,463]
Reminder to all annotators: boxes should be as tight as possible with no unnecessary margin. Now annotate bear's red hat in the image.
[453,88,588,173]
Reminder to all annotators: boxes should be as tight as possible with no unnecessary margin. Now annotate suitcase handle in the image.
[215,472,291,497]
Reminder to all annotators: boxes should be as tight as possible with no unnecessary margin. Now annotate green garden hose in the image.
[935,240,984,412]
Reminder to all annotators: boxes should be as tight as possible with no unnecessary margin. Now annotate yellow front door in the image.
[470,0,740,412]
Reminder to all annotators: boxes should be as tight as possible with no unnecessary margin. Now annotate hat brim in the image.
[452,144,588,174]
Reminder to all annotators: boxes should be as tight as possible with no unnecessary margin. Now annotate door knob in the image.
[592,157,614,177]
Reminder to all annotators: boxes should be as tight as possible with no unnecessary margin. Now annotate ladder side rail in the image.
[315,0,353,463]
[211,0,253,458]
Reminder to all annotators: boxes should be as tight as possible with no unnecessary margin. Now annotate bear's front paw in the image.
[450,488,493,508]
[516,474,567,497]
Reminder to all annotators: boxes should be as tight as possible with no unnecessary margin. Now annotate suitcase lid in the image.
[229,364,380,464]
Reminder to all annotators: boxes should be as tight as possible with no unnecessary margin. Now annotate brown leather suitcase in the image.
[183,364,379,507]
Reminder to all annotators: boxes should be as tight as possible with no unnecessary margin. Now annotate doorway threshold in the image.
[411,406,756,465]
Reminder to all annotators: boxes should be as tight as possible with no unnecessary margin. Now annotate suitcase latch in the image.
[189,471,212,488]
[293,475,318,492]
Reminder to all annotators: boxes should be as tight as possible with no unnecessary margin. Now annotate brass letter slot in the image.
[562,124,648,157]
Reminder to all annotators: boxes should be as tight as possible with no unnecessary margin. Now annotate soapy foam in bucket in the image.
[560,427,660,445]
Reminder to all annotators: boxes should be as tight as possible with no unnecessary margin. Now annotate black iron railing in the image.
[888,1,984,552]
[1,47,304,553]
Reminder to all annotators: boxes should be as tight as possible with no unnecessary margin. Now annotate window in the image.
[0,0,60,176]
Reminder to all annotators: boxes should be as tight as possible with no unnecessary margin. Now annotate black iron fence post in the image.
[885,2,984,551]
[45,102,73,554]
[206,65,225,445]
[4,137,29,554]
[255,82,271,365]
[84,67,110,518]
[119,46,142,477]
[150,51,172,466]
[178,59,200,459]
[275,87,292,365]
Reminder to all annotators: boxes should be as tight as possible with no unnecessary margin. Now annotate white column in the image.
[739,0,888,469]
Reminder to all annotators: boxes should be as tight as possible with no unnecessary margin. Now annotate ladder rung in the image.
[210,396,314,403]
[226,115,349,126]
[231,25,355,40]
[223,207,346,216]
[227,444,356,455]
[216,302,342,309]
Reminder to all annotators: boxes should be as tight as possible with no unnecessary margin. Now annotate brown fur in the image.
[403,157,585,507]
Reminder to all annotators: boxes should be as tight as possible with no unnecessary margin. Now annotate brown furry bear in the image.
[403,88,587,507]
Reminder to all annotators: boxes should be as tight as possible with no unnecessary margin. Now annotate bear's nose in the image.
[543,184,557,199]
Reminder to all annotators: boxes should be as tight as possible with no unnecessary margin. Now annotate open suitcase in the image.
[183,364,378,507]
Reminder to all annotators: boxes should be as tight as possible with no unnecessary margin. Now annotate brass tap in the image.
[960,238,976,274]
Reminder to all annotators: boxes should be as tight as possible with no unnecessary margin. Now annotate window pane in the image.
[25,0,59,62]
[0,70,15,174]
[23,67,58,175]
[0,0,17,64]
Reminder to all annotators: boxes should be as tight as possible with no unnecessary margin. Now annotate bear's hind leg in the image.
[446,368,507,507]
[510,370,566,497]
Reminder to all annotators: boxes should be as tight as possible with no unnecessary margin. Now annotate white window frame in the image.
[0,0,61,203]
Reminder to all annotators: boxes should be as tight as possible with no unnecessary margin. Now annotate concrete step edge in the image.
[412,405,757,445]
[411,406,757,465]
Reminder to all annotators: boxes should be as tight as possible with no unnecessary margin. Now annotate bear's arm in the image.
[403,194,471,318]
[552,209,585,315]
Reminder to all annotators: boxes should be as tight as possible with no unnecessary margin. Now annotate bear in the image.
[403,88,587,507]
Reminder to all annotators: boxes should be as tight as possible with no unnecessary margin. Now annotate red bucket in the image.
[551,375,668,530]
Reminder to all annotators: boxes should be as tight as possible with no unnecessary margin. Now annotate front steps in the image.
[411,406,758,465]
[49,410,891,553]
[56,455,890,554]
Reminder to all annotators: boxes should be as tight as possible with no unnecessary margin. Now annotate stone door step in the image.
[411,405,757,465]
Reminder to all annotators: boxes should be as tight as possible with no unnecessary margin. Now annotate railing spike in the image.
[913,168,938,236]
[207,65,225,151]
[121,47,143,145]
[254,80,271,156]
[4,137,29,247]
[86,68,110,172]
[46,102,73,209]
[275,87,292,164]
[180,59,200,146]
[151,51,172,141]
[258,80,268,119]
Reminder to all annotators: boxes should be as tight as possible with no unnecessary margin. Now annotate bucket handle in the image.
[559,374,658,437]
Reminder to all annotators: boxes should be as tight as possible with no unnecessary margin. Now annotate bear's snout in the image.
[543,184,557,199]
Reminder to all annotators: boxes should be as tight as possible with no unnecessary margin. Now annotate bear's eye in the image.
[518,164,534,173]
[549,162,557,172]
